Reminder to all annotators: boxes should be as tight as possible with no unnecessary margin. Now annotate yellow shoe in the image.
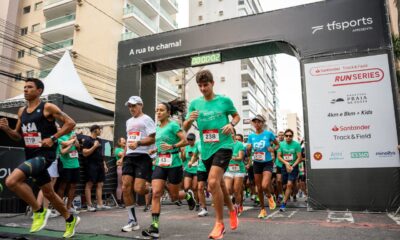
[257,209,267,219]
[30,208,50,233]
[268,196,276,210]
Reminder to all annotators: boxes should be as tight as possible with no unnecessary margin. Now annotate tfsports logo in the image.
[312,17,373,34]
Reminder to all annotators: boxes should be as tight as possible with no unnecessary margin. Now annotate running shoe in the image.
[96,205,112,210]
[208,222,225,239]
[258,209,267,219]
[268,195,276,210]
[87,206,96,212]
[186,190,196,210]
[230,209,238,230]
[121,220,140,232]
[142,224,159,238]
[174,200,182,206]
[68,207,80,215]
[279,203,286,212]
[198,208,209,217]
[143,205,150,212]
[30,208,50,233]
[63,216,80,238]
[49,209,60,218]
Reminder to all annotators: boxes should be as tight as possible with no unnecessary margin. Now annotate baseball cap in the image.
[251,114,266,122]
[125,96,143,106]
[186,133,196,140]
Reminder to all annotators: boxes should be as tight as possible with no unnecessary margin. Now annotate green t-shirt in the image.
[115,147,124,162]
[195,140,206,172]
[299,162,305,176]
[275,140,284,168]
[186,95,237,160]
[58,131,79,169]
[155,121,183,168]
[184,143,198,174]
[278,140,302,166]
[226,141,245,173]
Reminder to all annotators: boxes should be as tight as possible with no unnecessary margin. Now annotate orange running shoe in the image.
[230,209,239,230]
[208,222,225,239]
[268,195,276,210]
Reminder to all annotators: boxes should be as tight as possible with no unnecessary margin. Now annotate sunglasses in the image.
[285,135,293,137]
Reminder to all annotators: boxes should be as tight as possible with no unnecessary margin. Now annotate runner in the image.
[277,129,302,212]
[57,130,80,215]
[82,125,110,211]
[193,139,209,217]
[115,137,126,207]
[183,69,239,239]
[246,114,280,219]
[274,131,285,204]
[121,96,156,232]
[182,133,200,211]
[223,130,245,216]
[142,100,196,238]
[1,78,80,238]
[234,133,247,215]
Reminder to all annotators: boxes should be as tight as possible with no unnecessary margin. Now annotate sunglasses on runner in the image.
[285,135,293,137]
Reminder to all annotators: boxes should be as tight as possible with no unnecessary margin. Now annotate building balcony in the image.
[159,7,178,31]
[37,38,73,61]
[161,0,178,14]
[37,68,52,79]
[127,0,159,18]
[241,64,256,84]
[43,0,76,19]
[123,6,157,35]
[41,13,75,42]
[121,31,139,41]
[157,75,179,102]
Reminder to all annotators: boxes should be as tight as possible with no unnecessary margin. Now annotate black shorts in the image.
[203,149,232,173]
[17,156,53,187]
[253,161,273,174]
[184,171,197,179]
[276,166,282,174]
[247,165,254,183]
[298,175,306,182]
[86,164,105,184]
[152,166,183,185]
[197,170,208,182]
[59,168,80,184]
[282,165,299,185]
[122,154,152,182]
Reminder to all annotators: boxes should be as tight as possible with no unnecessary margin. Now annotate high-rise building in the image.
[187,0,278,138]
[280,111,303,142]
[0,0,180,109]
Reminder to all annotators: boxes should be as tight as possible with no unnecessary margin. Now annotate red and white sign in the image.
[305,54,399,169]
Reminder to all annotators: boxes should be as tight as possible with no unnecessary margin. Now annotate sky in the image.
[176,0,324,117]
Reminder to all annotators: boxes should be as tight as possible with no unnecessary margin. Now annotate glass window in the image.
[23,6,31,14]
[20,27,28,36]
[15,73,22,81]
[35,2,43,11]
[17,50,25,58]
[26,70,34,78]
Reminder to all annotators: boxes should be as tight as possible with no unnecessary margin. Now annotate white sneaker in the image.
[121,220,140,232]
[198,208,208,217]
[69,207,80,215]
[49,209,60,218]
[96,205,112,210]
[87,206,96,212]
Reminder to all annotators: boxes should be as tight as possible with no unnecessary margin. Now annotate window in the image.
[32,23,40,32]
[23,6,31,14]
[20,27,28,36]
[198,15,203,21]
[26,70,34,78]
[17,50,25,58]
[238,0,245,5]
[219,10,224,16]
[35,2,43,11]
[220,76,225,82]
[198,1,203,6]
[15,73,22,81]
[29,47,37,55]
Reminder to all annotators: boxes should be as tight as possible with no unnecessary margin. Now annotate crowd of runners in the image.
[0,69,307,239]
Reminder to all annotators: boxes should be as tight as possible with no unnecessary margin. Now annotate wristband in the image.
[230,121,236,127]
[50,135,58,143]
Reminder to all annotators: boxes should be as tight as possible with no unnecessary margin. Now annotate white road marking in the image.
[387,213,400,225]
[327,211,354,223]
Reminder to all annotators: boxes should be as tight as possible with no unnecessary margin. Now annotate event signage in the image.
[191,53,221,66]
[305,54,399,169]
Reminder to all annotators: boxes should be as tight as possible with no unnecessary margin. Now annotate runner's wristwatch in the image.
[50,135,58,143]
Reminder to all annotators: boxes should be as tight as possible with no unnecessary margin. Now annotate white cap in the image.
[125,96,143,106]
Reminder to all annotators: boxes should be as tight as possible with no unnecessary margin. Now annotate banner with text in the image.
[306,54,399,169]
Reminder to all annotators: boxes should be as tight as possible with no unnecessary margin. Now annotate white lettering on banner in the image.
[0,168,12,179]
[129,39,182,56]
[305,54,399,169]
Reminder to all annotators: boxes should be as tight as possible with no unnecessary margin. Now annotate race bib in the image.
[191,161,198,167]
[283,154,293,161]
[253,152,265,161]
[158,153,172,167]
[203,129,219,143]
[229,164,240,172]
[127,131,141,143]
[23,132,42,148]
[69,150,79,158]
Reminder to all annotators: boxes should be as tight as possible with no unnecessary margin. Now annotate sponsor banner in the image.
[305,54,399,169]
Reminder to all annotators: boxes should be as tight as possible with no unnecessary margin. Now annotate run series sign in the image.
[305,54,399,169]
